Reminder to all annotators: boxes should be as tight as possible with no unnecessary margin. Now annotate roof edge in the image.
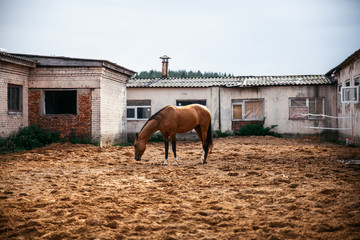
[10,53,136,77]
[0,52,37,68]
[326,49,360,76]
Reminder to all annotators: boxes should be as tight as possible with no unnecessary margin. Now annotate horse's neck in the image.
[139,119,160,141]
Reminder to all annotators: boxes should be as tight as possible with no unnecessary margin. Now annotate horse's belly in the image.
[176,122,198,133]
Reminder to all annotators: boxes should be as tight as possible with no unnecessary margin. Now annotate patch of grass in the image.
[0,124,60,154]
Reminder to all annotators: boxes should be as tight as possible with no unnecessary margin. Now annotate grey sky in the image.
[1,0,359,76]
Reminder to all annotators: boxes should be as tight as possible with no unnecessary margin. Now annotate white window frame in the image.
[341,85,359,104]
[232,99,264,121]
[127,105,151,120]
[289,98,325,120]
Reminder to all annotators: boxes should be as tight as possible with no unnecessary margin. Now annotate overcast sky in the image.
[1,0,359,76]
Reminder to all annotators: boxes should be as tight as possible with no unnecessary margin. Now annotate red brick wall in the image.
[232,121,262,131]
[28,89,91,139]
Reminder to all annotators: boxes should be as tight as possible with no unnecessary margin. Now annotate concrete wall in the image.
[220,85,337,137]
[0,61,29,137]
[127,87,220,140]
[337,56,360,143]
[128,84,337,140]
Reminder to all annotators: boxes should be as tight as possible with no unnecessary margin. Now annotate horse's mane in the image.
[139,105,169,133]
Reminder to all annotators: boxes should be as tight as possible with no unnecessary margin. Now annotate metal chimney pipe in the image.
[160,55,170,78]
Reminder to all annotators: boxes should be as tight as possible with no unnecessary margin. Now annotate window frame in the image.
[43,90,78,115]
[289,97,325,120]
[8,84,23,113]
[231,99,264,121]
[341,85,359,104]
[126,105,152,120]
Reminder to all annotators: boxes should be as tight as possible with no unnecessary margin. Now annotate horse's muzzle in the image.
[134,156,141,161]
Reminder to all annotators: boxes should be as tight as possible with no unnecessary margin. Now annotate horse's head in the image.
[134,133,146,161]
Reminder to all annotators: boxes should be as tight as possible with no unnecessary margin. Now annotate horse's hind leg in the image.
[195,125,206,164]
[170,135,179,165]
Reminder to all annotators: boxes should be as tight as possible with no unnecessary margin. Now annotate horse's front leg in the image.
[163,138,169,165]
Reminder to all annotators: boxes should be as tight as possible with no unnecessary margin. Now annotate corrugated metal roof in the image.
[241,75,330,87]
[127,75,331,88]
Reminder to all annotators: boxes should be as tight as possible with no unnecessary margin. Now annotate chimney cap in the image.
[160,55,171,60]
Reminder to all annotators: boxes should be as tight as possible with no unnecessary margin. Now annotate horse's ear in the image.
[135,133,139,139]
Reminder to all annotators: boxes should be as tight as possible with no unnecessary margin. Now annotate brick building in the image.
[0,52,135,146]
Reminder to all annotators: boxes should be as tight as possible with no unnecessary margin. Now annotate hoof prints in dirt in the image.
[1,137,360,239]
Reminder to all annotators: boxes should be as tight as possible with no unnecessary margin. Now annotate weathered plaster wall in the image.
[220,85,337,136]
[337,56,360,142]
[126,87,220,139]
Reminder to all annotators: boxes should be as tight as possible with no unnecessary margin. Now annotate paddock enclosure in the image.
[0,136,359,239]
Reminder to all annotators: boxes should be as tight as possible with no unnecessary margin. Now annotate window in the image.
[338,84,342,107]
[355,76,359,86]
[232,99,264,120]
[45,90,77,114]
[176,100,206,106]
[127,100,151,120]
[8,84,23,112]
[127,106,151,120]
[341,86,359,103]
[289,98,324,119]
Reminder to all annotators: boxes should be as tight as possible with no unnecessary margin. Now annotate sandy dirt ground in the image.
[0,136,359,240]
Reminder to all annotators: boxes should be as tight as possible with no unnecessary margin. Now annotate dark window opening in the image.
[176,100,206,106]
[127,108,135,119]
[45,90,77,114]
[8,84,22,112]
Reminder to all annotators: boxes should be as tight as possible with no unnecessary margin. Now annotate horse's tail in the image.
[204,119,213,158]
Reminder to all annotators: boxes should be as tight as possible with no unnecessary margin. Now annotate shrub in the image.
[213,130,232,138]
[234,123,282,137]
[0,124,60,154]
[68,129,97,145]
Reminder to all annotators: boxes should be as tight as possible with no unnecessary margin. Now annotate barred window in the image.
[8,84,23,112]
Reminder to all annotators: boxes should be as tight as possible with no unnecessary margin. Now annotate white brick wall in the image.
[0,61,29,137]
[99,68,128,146]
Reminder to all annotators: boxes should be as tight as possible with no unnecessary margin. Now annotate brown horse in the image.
[134,104,213,165]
